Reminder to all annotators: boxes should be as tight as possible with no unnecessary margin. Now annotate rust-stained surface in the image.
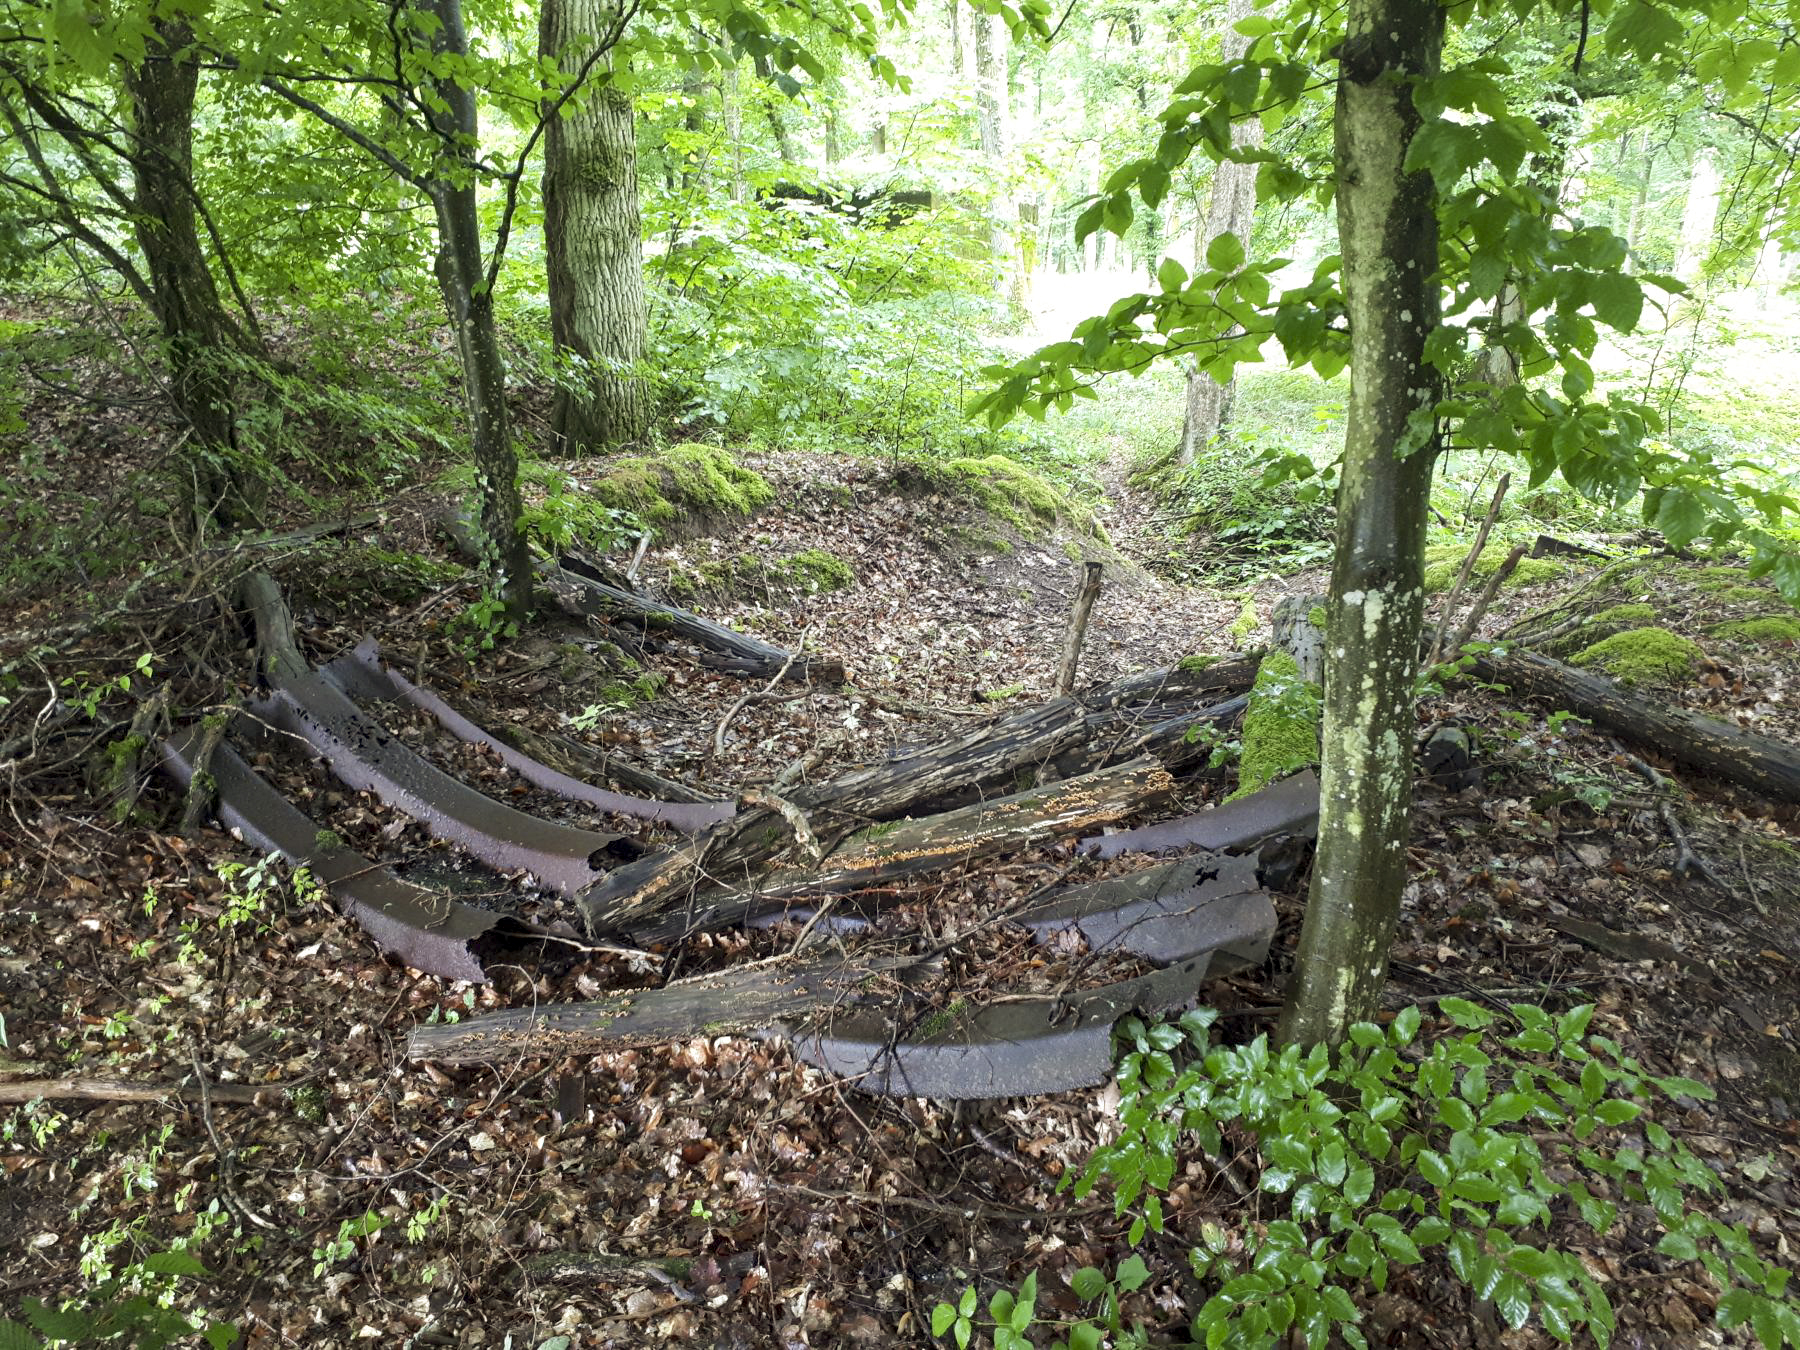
[260,668,643,896]
[785,955,1216,1099]
[1080,769,1320,859]
[1017,853,1275,969]
[161,724,538,982]
[323,638,734,832]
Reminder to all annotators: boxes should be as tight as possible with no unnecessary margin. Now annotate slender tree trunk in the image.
[541,0,649,451]
[1675,146,1719,284]
[1279,0,1444,1047]
[723,59,746,201]
[1176,0,1261,466]
[973,10,1015,295]
[123,19,247,533]
[417,0,533,617]
[948,0,963,75]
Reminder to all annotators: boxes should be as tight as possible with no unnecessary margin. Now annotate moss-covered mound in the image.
[591,446,773,533]
[1423,542,1565,594]
[1709,617,1800,644]
[935,456,1110,543]
[668,547,856,600]
[1228,649,1321,801]
[1571,627,1702,685]
[1587,603,1657,628]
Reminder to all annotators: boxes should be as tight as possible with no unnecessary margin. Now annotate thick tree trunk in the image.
[123,19,246,533]
[418,0,534,617]
[541,0,649,451]
[1175,0,1264,467]
[1279,0,1443,1046]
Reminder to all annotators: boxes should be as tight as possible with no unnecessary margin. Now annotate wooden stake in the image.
[1054,561,1105,696]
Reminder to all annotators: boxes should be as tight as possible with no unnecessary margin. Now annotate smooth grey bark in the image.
[540,0,649,451]
[1175,0,1264,467]
[973,9,1015,292]
[1279,0,1444,1046]
[416,0,533,616]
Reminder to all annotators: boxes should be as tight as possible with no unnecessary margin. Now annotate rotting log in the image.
[1081,651,1260,709]
[406,954,918,1063]
[1049,693,1248,780]
[324,638,733,832]
[546,560,846,684]
[1466,647,1800,804]
[0,1076,274,1107]
[161,723,543,982]
[583,758,1176,939]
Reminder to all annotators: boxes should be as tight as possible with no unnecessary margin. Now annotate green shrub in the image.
[940,1001,1800,1349]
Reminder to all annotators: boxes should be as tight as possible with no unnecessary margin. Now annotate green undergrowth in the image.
[938,1001,1800,1350]
[930,455,1110,543]
[1423,541,1567,594]
[1572,626,1702,685]
[1586,603,1657,629]
[293,542,462,608]
[588,445,773,534]
[1228,649,1321,801]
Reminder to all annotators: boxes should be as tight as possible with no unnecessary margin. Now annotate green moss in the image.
[981,683,1027,701]
[1586,603,1657,628]
[777,548,855,593]
[313,828,346,855]
[1307,605,1328,630]
[937,456,1110,543]
[1711,585,1769,604]
[1422,543,1566,593]
[106,733,148,765]
[1571,627,1702,686]
[1709,617,1800,643]
[1227,649,1321,801]
[590,446,773,535]
[592,674,665,707]
[1229,596,1259,644]
[917,998,969,1040]
[1177,653,1219,673]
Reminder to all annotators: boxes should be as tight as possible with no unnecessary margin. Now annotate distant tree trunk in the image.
[417,0,533,617]
[1175,0,1263,467]
[948,0,963,75]
[1675,146,1719,284]
[122,18,248,533]
[974,10,1015,295]
[750,53,798,163]
[1624,133,1657,268]
[1279,0,1443,1047]
[540,0,649,451]
[723,59,746,201]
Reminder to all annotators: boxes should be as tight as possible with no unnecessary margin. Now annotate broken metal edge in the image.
[323,639,734,834]
[161,724,540,983]
[1016,853,1275,970]
[264,667,633,896]
[782,955,1216,1100]
[1079,768,1321,860]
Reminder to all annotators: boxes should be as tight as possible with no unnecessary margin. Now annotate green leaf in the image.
[1586,272,1643,333]
[1390,1006,1422,1046]
[1206,232,1245,272]
[0,1319,41,1350]
[1438,998,1492,1029]
[1069,1325,1103,1350]
[141,1250,210,1277]
[1070,1267,1107,1301]
[1494,1274,1532,1329]
[1657,1232,1700,1261]
[1158,258,1188,293]
[1116,1254,1151,1292]
[932,1303,957,1337]
[1716,1287,1759,1331]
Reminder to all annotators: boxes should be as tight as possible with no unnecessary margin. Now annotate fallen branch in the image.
[1054,561,1105,695]
[0,1076,274,1106]
[1428,473,1508,669]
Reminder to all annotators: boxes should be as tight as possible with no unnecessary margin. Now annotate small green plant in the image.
[312,1209,389,1278]
[946,1000,1800,1349]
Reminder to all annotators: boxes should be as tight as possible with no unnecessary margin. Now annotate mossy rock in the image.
[934,456,1110,544]
[1227,649,1321,801]
[1423,543,1566,594]
[590,446,772,536]
[1708,617,1800,644]
[1571,627,1702,686]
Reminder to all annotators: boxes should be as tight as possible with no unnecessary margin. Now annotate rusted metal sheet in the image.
[260,669,643,896]
[785,955,1215,1099]
[1080,769,1320,860]
[1017,853,1274,969]
[323,639,733,832]
[161,725,536,982]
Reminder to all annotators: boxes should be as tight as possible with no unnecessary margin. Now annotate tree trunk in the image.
[1675,146,1719,284]
[541,0,649,451]
[1279,0,1443,1046]
[948,0,963,75]
[122,19,247,533]
[417,0,534,617]
[1175,0,1263,467]
[973,10,1015,295]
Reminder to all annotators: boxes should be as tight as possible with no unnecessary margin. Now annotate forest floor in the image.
[4,430,1800,1349]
